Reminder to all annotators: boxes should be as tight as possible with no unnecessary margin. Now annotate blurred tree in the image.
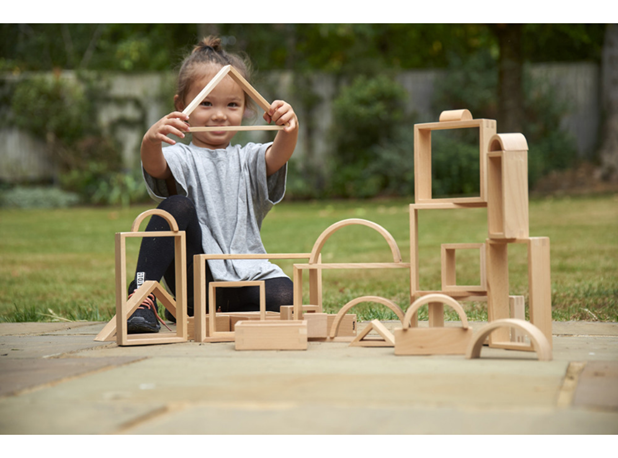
[598,24,618,182]
[492,24,524,133]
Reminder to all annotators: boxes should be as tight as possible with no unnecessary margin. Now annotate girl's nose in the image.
[212,109,227,120]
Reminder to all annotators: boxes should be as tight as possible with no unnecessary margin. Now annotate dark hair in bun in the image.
[176,36,255,117]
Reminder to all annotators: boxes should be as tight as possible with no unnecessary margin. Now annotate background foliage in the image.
[0,24,608,202]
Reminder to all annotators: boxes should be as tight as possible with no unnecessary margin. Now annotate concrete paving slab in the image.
[0,322,95,337]
[0,356,144,397]
[124,403,618,435]
[0,321,616,434]
[0,335,111,359]
[573,361,618,411]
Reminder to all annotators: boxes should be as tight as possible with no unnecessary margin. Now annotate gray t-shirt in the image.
[142,141,288,282]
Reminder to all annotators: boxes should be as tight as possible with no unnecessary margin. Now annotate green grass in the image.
[1,194,617,323]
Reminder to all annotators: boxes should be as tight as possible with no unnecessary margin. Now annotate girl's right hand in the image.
[143,112,190,146]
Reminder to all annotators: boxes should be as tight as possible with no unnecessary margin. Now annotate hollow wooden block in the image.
[487,134,529,239]
[441,243,487,293]
[110,209,187,347]
[486,237,552,349]
[414,111,497,205]
[394,327,474,356]
[187,315,230,337]
[234,320,308,351]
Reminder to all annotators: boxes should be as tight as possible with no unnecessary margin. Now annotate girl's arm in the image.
[263,100,299,177]
[141,111,190,180]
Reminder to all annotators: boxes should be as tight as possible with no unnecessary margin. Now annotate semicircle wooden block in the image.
[403,293,469,330]
[130,208,179,232]
[308,218,403,264]
[439,109,473,122]
[466,319,552,361]
[329,296,405,338]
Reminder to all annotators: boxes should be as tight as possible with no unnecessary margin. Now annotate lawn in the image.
[0,194,616,323]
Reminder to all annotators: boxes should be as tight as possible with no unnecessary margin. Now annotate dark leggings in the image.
[130,195,293,313]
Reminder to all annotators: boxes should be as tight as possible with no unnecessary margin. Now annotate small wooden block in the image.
[234,320,308,351]
[394,327,474,356]
[229,313,280,330]
[327,314,357,337]
[509,295,526,343]
[187,315,230,337]
[280,306,294,320]
[350,320,395,347]
[303,313,328,339]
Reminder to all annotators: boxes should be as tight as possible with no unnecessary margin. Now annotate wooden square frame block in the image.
[113,209,187,346]
[235,320,308,351]
[202,280,265,343]
[485,237,552,350]
[414,109,497,207]
[193,253,312,342]
[441,243,487,293]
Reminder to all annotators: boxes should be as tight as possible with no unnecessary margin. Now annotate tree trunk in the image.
[598,24,618,182]
[494,24,524,133]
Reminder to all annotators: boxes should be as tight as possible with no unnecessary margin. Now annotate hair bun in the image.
[193,36,223,54]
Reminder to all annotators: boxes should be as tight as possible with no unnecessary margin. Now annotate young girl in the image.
[127,36,298,333]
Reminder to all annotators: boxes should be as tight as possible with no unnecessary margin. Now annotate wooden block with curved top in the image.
[95,208,187,346]
[395,294,473,355]
[466,319,552,361]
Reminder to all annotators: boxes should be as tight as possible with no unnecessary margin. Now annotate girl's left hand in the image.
[264,100,298,133]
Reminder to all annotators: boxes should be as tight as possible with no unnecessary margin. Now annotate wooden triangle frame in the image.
[183,64,285,133]
[349,319,395,347]
[95,281,178,343]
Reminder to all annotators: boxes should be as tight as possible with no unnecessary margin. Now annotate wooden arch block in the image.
[487,133,529,239]
[466,319,552,361]
[395,294,473,356]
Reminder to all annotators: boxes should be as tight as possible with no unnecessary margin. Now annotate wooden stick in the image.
[188,125,284,132]
[182,65,232,116]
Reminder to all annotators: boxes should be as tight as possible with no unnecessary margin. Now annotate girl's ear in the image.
[174,94,185,112]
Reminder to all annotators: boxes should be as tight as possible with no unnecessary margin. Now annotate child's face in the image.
[181,65,246,149]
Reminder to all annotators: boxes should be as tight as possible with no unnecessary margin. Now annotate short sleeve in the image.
[142,145,189,202]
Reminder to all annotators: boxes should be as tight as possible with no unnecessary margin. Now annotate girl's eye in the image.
[200,101,212,107]
[228,102,239,107]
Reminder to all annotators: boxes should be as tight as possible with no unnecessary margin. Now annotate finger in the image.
[158,134,176,145]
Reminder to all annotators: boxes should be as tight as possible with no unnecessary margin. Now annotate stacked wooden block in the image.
[397,109,552,356]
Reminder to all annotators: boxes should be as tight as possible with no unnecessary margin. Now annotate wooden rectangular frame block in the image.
[414,113,497,206]
[235,320,308,350]
[487,139,529,239]
[114,228,187,346]
[193,253,312,342]
[441,243,487,293]
[485,237,552,349]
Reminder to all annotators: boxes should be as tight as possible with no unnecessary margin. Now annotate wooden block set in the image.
[95,72,553,363]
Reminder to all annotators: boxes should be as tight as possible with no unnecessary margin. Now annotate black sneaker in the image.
[127,292,166,334]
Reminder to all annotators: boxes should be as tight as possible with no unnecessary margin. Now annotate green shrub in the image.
[0,186,79,208]
[432,50,578,189]
[328,74,409,198]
